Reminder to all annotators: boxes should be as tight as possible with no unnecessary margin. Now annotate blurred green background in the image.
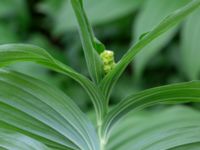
[0,0,200,112]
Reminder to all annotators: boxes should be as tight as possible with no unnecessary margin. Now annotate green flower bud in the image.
[100,50,116,74]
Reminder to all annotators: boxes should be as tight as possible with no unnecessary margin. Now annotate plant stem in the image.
[98,122,106,150]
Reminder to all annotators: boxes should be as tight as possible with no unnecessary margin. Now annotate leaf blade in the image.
[0,129,51,150]
[70,0,103,84]
[100,0,200,101]
[133,0,190,78]
[181,8,200,79]
[0,43,105,123]
[50,0,143,34]
[0,69,99,150]
[102,81,200,140]
[108,106,200,150]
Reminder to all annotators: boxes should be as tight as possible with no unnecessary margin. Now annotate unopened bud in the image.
[100,50,116,74]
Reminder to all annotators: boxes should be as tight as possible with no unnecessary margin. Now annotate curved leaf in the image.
[181,8,200,80]
[0,69,99,150]
[0,129,51,150]
[102,81,200,140]
[133,0,190,78]
[70,0,103,84]
[107,106,200,150]
[100,0,200,101]
[45,0,143,34]
[171,142,200,150]
[0,43,104,122]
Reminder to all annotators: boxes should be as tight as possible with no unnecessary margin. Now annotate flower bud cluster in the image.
[100,50,116,74]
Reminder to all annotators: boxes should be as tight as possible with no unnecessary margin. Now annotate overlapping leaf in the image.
[100,0,200,102]
[70,0,103,84]
[133,0,190,78]
[39,0,143,35]
[102,81,200,140]
[0,129,51,150]
[172,142,200,150]
[108,106,200,150]
[181,9,200,80]
[0,69,99,150]
[0,43,104,122]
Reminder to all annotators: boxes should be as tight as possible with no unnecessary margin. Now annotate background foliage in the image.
[0,0,200,149]
[0,0,200,124]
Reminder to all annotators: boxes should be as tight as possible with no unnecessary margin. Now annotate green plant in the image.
[0,0,200,149]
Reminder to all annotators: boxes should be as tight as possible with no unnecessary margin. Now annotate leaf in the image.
[0,69,99,150]
[181,8,200,80]
[107,106,200,150]
[100,0,200,101]
[0,129,51,150]
[93,38,105,54]
[0,44,104,124]
[171,142,200,150]
[138,31,150,40]
[70,0,103,84]
[133,0,191,78]
[102,81,200,140]
[39,0,143,34]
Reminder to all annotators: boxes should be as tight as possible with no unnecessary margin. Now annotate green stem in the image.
[70,0,103,84]
[98,122,106,150]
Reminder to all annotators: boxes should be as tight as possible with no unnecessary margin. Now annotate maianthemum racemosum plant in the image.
[0,0,200,150]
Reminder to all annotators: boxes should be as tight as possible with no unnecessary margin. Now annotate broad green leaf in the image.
[100,0,200,101]
[70,0,103,84]
[171,142,200,150]
[102,81,200,140]
[39,0,143,34]
[0,44,104,126]
[108,106,200,150]
[181,9,200,80]
[133,0,190,78]
[0,129,51,150]
[0,69,99,150]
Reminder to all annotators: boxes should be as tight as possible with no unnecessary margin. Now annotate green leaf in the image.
[138,32,150,40]
[93,38,105,54]
[42,0,143,34]
[100,0,200,101]
[107,106,200,150]
[133,0,190,78]
[0,69,99,150]
[171,142,200,150]
[70,0,103,84]
[181,8,200,80]
[0,44,104,124]
[102,81,200,141]
[0,129,51,150]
